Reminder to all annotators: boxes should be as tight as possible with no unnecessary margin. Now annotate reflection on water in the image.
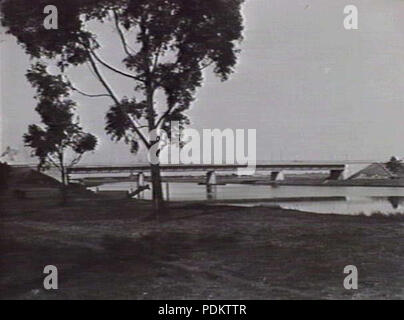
[276,196,404,216]
[388,196,402,209]
[92,182,404,216]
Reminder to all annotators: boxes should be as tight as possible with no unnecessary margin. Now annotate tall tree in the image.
[23,63,97,189]
[1,0,245,211]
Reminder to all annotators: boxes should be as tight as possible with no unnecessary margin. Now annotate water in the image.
[90,182,404,216]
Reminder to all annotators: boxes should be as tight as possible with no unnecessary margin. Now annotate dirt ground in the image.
[1,183,403,300]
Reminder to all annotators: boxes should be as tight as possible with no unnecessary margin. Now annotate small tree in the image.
[23,63,97,188]
[386,156,402,174]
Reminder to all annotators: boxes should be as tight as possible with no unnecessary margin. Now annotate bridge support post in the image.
[165,182,170,202]
[137,172,145,199]
[270,171,284,182]
[128,170,135,194]
[206,170,217,200]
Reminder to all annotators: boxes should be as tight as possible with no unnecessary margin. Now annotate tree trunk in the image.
[61,167,66,186]
[60,161,67,205]
[150,163,164,212]
[144,68,165,212]
[141,24,165,213]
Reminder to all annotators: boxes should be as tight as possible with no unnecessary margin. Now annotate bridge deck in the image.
[67,163,346,174]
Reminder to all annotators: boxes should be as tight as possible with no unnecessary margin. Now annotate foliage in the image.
[23,62,97,183]
[2,0,244,146]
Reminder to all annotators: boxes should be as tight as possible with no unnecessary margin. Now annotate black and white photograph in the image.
[0,0,403,304]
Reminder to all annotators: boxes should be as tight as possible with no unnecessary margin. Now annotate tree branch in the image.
[113,9,134,57]
[69,153,83,168]
[87,53,121,105]
[70,84,111,98]
[199,60,214,71]
[47,155,62,171]
[151,44,162,74]
[156,105,179,128]
[89,49,144,82]
[87,53,150,148]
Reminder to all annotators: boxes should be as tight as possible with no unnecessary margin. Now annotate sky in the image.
[1,0,404,165]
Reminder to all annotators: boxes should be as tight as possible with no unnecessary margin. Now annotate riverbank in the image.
[1,172,403,299]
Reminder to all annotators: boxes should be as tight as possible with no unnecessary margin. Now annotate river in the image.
[90,182,404,216]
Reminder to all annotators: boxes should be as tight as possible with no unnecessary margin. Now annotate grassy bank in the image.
[0,168,403,299]
[1,198,403,299]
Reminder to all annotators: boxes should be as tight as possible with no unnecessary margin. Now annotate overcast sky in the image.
[1,0,404,164]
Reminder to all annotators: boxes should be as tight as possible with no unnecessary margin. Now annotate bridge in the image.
[67,163,347,184]
[67,163,346,173]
